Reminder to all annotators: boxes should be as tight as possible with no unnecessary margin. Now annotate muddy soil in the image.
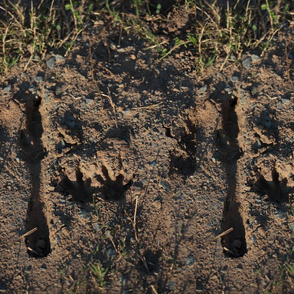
[0,13,294,294]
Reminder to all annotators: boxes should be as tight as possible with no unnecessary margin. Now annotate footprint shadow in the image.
[96,165,133,201]
[60,165,92,203]
[255,165,291,204]
[59,164,133,202]
[17,90,51,258]
[214,91,247,258]
[168,115,197,177]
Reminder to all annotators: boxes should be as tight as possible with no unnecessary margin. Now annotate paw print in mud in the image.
[60,166,92,202]
[96,165,133,200]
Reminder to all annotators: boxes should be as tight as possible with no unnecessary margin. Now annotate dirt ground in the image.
[0,9,294,294]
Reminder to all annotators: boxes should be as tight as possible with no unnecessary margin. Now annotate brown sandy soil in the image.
[0,12,294,294]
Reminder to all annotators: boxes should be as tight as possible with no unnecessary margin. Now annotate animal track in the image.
[255,165,289,203]
[215,91,247,258]
[19,91,51,257]
[166,115,197,176]
[96,165,133,200]
[139,249,161,274]
[60,164,133,202]
[60,165,92,202]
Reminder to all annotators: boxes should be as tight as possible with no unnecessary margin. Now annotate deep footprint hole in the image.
[139,250,161,274]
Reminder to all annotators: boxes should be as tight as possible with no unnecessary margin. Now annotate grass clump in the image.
[0,0,90,71]
[158,0,293,69]
[0,0,293,72]
[266,246,294,293]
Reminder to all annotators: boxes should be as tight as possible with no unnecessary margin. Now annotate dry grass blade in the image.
[133,195,138,242]
[215,227,233,239]
[19,227,37,239]
[150,285,159,294]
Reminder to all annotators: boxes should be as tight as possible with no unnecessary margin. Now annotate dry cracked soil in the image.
[0,12,294,294]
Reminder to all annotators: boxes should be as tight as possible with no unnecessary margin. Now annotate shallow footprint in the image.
[96,165,133,200]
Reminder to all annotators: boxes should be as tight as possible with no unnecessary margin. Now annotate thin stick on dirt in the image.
[215,227,233,239]
[19,227,37,239]
[132,102,163,110]
[150,285,159,294]
[133,195,139,242]
[101,88,118,128]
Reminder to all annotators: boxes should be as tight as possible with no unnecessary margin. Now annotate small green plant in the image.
[90,262,109,288]
[0,0,293,72]
[105,0,121,23]
[266,246,294,293]
[261,0,279,28]
[65,0,83,28]
[0,0,86,72]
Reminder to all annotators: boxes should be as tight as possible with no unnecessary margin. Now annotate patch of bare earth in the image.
[0,15,293,294]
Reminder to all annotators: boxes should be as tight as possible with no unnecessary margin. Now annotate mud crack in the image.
[19,91,51,257]
[215,92,247,258]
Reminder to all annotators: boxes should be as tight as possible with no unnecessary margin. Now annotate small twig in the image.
[215,227,233,239]
[68,93,82,100]
[132,102,163,110]
[101,88,118,128]
[231,151,240,160]
[150,285,159,294]
[133,195,139,242]
[19,227,37,239]
[27,246,42,256]
[142,256,148,271]
[264,92,278,100]
[223,246,235,255]
[35,151,44,160]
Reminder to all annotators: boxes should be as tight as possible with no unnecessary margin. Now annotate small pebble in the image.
[36,239,46,249]
[281,98,290,104]
[85,98,94,104]
[242,57,252,69]
[230,76,238,83]
[152,200,161,210]
[3,84,11,93]
[79,209,91,219]
[58,140,66,149]
[251,54,261,63]
[55,87,62,96]
[93,223,100,231]
[124,108,130,115]
[159,180,171,192]
[185,255,196,266]
[41,264,47,270]
[55,54,65,63]
[106,247,116,258]
[46,57,56,69]
[168,281,176,291]
[29,86,35,93]
[251,87,258,96]
[34,76,42,83]
[199,84,207,94]
[232,239,242,249]
[116,112,123,120]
